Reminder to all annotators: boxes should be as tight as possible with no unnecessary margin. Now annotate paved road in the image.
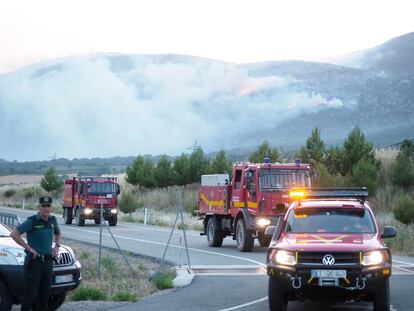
[3,207,414,311]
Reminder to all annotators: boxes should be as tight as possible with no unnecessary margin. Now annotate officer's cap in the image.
[39,196,53,206]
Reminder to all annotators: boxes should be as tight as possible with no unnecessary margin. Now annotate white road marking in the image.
[394,259,414,266]
[62,226,266,266]
[216,297,268,311]
[393,265,414,274]
[117,223,201,237]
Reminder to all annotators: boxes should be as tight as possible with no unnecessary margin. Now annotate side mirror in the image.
[264,225,276,237]
[381,226,397,239]
[116,185,121,195]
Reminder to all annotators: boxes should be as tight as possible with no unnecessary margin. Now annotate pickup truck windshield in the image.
[88,182,117,194]
[259,169,311,190]
[285,208,376,234]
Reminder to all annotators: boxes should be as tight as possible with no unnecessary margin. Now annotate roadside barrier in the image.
[0,212,22,227]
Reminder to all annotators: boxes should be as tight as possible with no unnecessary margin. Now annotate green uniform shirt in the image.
[16,213,60,256]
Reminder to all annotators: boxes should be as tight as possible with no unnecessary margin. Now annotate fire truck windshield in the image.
[88,182,117,194]
[259,169,311,190]
[285,208,376,234]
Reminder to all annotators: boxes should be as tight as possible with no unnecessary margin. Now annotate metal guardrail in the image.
[0,212,22,228]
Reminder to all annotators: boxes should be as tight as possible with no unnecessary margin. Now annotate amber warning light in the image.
[289,189,306,200]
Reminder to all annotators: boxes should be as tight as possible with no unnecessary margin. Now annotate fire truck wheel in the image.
[75,209,85,226]
[236,218,254,252]
[108,215,118,226]
[207,217,223,247]
[268,277,288,311]
[94,218,101,225]
[63,208,73,225]
[258,232,271,247]
[373,278,390,311]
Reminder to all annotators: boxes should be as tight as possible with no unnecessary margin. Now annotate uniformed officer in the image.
[10,196,62,311]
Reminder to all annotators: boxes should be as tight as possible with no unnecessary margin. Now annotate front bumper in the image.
[51,260,82,295]
[267,262,391,301]
[81,208,117,220]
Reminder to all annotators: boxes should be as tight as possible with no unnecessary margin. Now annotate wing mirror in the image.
[381,226,397,239]
[264,225,276,237]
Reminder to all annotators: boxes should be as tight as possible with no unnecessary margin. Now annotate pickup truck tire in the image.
[0,280,13,311]
[63,207,73,225]
[108,215,117,226]
[207,217,224,247]
[268,277,288,311]
[75,209,85,226]
[258,232,271,247]
[373,279,390,311]
[48,293,66,311]
[236,218,254,252]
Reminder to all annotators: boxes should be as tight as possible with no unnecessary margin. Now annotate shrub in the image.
[347,158,380,196]
[391,150,414,190]
[149,269,174,290]
[72,286,107,301]
[118,191,139,215]
[393,195,414,225]
[4,189,16,198]
[112,291,138,302]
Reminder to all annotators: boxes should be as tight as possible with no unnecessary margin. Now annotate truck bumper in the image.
[267,264,391,301]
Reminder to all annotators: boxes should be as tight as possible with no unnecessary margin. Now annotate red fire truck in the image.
[196,159,313,252]
[61,177,120,226]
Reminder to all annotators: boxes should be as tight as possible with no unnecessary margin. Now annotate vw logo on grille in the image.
[322,254,335,266]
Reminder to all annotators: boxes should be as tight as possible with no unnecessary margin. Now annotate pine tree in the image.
[249,140,280,163]
[154,155,174,188]
[40,167,62,193]
[211,150,232,175]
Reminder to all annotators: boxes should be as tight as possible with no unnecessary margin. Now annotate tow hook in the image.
[356,277,366,290]
[291,276,302,289]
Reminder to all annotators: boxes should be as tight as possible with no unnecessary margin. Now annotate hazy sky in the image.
[1,0,413,74]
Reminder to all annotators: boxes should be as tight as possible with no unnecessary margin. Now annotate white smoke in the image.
[0,54,344,161]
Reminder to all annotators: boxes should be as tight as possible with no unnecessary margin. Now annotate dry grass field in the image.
[0,175,43,185]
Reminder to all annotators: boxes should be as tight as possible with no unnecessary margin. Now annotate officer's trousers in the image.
[21,256,53,311]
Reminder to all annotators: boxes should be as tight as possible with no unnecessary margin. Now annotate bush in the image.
[347,158,380,196]
[72,286,107,301]
[112,291,138,302]
[393,195,414,225]
[4,189,16,198]
[118,191,139,215]
[391,150,414,190]
[149,269,174,290]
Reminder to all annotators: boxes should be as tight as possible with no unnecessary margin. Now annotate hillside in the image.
[0,33,413,161]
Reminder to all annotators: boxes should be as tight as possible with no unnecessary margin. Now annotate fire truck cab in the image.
[62,177,120,226]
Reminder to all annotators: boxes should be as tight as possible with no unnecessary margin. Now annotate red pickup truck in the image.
[265,188,397,311]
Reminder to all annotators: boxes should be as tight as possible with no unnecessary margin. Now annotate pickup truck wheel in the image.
[268,277,288,311]
[258,232,271,247]
[48,293,66,311]
[236,218,254,252]
[75,209,85,226]
[373,278,390,311]
[63,207,73,225]
[207,217,224,247]
[108,215,117,226]
[0,281,13,311]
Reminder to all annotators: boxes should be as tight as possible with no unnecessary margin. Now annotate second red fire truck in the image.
[196,159,313,252]
[61,177,120,226]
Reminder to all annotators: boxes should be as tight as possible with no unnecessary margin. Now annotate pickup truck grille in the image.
[54,252,73,266]
[297,251,360,267]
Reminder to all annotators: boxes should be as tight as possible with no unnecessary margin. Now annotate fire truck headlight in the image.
[84,208,92,215]
[256,218,271,227]
[271,250,296,266]
[362,251,385,266]
[111,209,118,214]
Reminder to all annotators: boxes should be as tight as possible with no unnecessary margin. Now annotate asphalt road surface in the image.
[3,207,414,311]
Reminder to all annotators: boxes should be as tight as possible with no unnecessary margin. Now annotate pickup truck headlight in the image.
[270,250,296,266]
[362,250,385,266]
